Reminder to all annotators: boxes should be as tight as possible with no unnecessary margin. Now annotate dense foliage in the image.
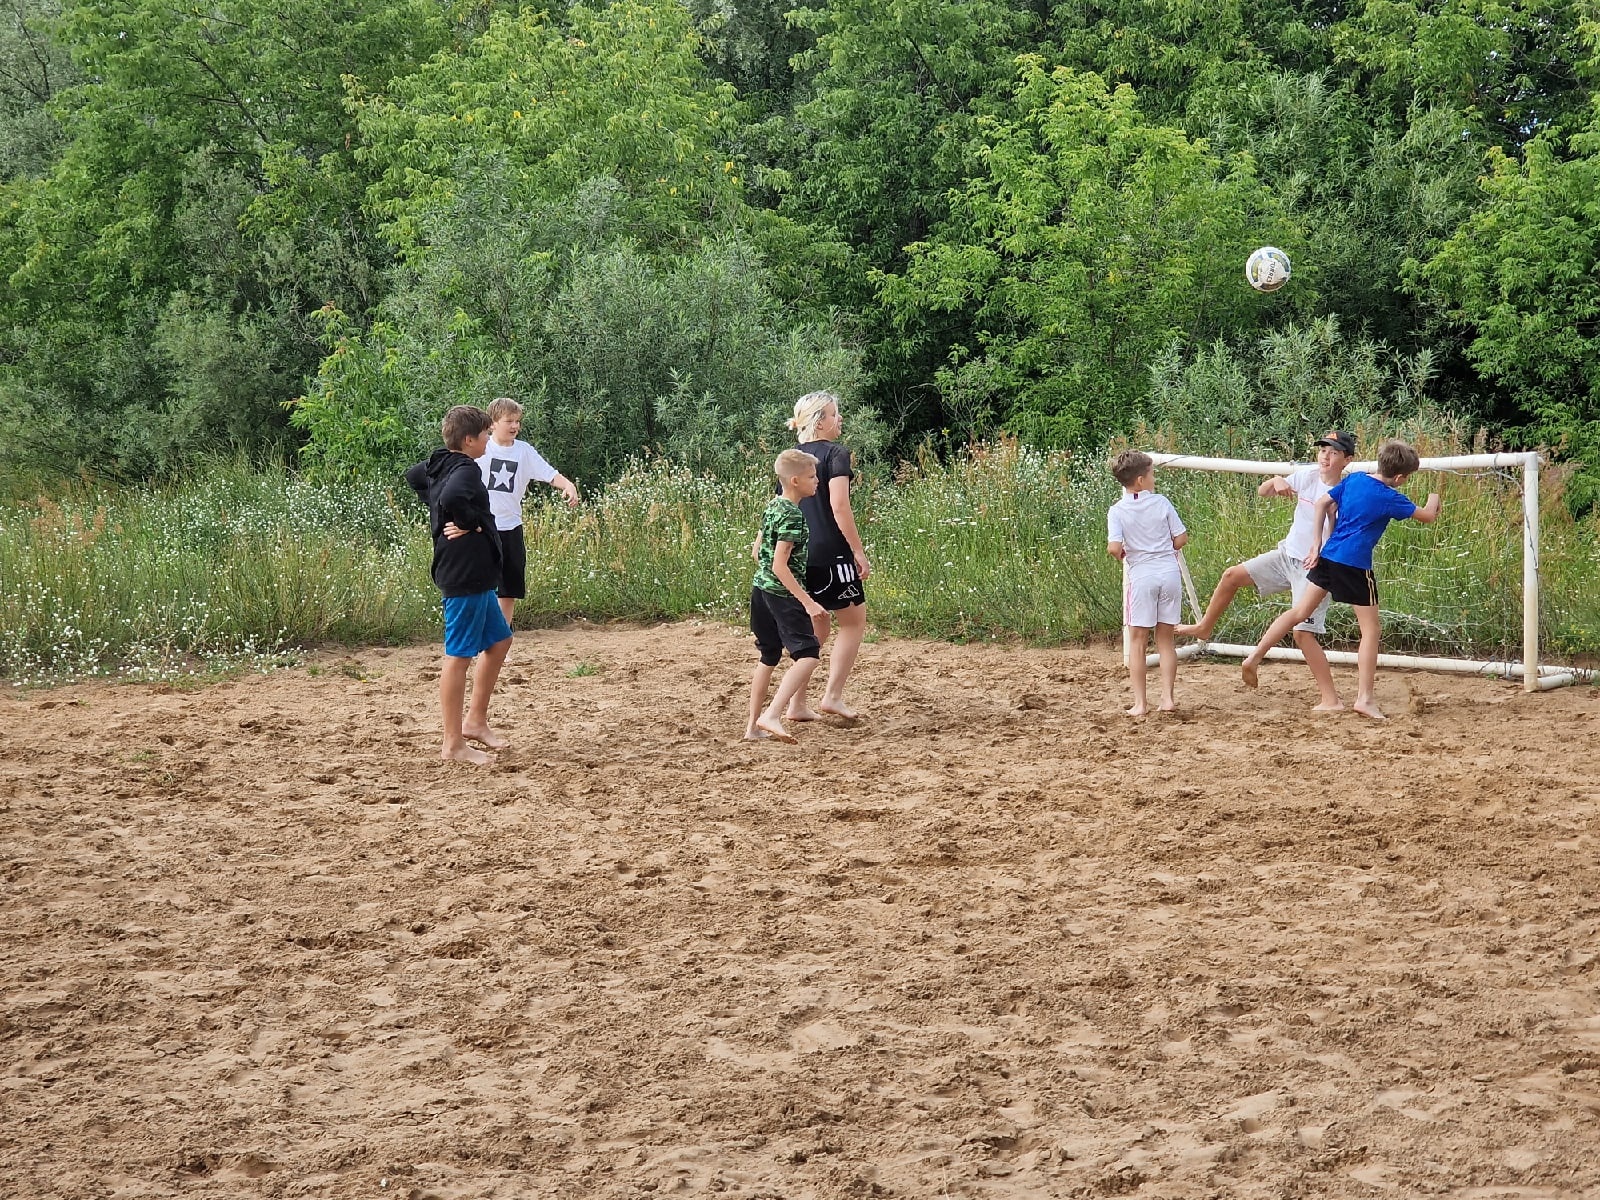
[2,0,1598,498]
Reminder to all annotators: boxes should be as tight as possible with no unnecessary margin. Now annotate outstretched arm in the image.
[549,472,580,508]
[1412,493,1442,524]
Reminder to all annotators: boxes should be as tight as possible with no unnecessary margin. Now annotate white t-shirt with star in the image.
[477,438,558,531]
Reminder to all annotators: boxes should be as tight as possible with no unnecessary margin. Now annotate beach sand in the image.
[4,622,1599,1198]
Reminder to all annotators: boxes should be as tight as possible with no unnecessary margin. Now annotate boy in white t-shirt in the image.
[477,397,579,624]
[1107,450,1189,716]
[1175,430,1355,712]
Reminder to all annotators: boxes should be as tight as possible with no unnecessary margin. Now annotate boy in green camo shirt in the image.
[745,448,825,743]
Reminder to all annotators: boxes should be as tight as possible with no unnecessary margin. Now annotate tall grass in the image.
[3,445,1598,685]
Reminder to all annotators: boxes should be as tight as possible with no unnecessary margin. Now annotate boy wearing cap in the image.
[1241,438,1441,720]
[1177,430,1356,711]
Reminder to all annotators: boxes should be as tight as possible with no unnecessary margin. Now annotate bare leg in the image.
[440,654,489,765]
[785,610,830,721]
[817,603,865,718]
[1241,585,1329,688]
[759,657,820,742]
[745,662,777,739]
[1294,629,1344,711]
[1126,626,1151,716]
[498,596,515,625]
[1177,563,1254,639]
[463,636,511,749]
[1352,605,1385,719]
[1154,623,1178,710]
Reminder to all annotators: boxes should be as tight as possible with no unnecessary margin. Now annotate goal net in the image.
[1129,450,1592,692]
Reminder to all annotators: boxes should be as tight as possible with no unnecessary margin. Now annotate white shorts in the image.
[1242,547,1330,635]
[1124,569,1181,629]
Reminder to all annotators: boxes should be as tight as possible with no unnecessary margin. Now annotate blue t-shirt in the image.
[1321,472,1417,570]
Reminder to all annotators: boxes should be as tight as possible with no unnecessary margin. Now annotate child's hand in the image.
[804,600,826,618]
[855,550,872,580]
[1302,548,1319,570]
[559,480,580,508]
[443,521,468,540]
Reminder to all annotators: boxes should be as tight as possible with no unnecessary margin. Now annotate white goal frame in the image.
[1124,450,1591,692]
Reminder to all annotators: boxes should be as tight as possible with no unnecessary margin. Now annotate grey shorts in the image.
[1242,547,1330,635]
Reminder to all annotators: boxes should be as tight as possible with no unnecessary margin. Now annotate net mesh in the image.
[1151,457,1598,673]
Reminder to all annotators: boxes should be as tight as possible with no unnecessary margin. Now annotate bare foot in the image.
[742,727,772,742]
[1240,658,1259,689]
[1126,702,1148,717]
[463,722,508,750]
[1312,700,1347,713]
[442,744,492,765]
[1157,702,1177,712]
[816,700,860,720]
[1175,623,1211,639]
[1353,700,1387,720]
[784,707,821,722]
[754,715,797,744]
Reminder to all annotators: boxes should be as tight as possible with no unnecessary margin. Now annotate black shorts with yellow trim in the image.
[1308,557,1378,607]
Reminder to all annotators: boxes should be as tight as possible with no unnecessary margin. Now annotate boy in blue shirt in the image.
[1241,439,1441,719]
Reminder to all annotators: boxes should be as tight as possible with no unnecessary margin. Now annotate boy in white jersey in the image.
[1107,450,1189,716]
[1176,430,1355,711]
[477,397,580,624]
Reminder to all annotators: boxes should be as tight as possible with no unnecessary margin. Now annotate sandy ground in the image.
[3,621,1600,1199]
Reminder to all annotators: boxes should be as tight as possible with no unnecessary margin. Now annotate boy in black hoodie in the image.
[405,406,513,765]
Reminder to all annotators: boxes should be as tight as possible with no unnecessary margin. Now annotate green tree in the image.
[882,59,1290,446]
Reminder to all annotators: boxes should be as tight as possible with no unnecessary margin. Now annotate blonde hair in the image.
[487,396,523,421]
[787,390,839,443]
[774,448,818,482]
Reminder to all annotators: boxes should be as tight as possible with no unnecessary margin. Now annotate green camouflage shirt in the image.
[753,496,810,596]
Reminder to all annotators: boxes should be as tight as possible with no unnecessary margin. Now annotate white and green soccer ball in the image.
[1246,246,1291,293]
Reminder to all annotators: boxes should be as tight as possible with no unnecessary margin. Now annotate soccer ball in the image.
[1246,246,1291,292]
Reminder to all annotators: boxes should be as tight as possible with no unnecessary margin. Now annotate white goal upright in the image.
[1127,450,1590,692]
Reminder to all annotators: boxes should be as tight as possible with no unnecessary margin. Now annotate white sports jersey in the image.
[1107,491,1185,579]
[1279,465,1335,561]
[478,438,558,531]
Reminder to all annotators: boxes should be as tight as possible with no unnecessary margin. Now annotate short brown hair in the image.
[774,447,818,482]
[441,405,491,451]
[487,396,523,422]
[1111,450,1154,488]
[1376,439,1420,478]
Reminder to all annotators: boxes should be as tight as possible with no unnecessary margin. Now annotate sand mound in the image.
[3,622,1599,1198]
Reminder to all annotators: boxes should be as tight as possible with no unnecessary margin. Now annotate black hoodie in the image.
[405,448,503,597]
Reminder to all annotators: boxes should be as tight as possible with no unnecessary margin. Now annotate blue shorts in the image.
[442,591,513,659]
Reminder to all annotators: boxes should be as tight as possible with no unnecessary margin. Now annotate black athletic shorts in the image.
[750,587,821,667]
[806,551,866,611]
[1308,557,1378,607]
[496,526,527,600]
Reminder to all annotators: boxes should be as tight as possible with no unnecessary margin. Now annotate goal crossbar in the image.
[1130,450,1594,692]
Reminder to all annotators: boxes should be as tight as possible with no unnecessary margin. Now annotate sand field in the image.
[3,622,1600,1198]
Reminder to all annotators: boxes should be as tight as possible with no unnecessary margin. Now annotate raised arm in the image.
[1412,493,1442,524]
[1258,474,1294,498]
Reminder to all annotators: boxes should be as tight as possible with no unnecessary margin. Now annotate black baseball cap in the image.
[1315,430,1356,456]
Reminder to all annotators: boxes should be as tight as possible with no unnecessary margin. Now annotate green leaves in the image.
[883,60,1290,446]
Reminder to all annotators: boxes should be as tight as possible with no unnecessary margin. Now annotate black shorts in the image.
[1308,557,1378,607]
[750,587,821,667]
[496,526,526,600]
[806,551,866,611]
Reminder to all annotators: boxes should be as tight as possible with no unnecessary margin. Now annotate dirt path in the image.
[3,622,1599,1198]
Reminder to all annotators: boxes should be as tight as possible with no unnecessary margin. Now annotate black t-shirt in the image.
[796,439,855,560]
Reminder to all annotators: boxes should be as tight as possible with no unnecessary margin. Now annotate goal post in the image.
[1126,449,1591,692]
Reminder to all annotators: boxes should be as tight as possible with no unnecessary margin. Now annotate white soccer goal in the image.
[1124,450,1592,692]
